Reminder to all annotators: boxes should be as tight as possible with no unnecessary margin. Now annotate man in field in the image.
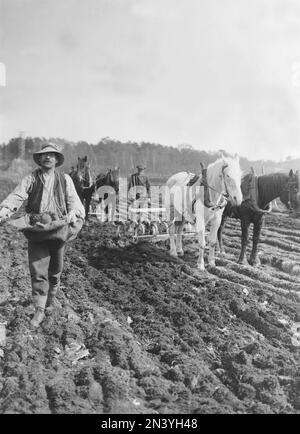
[128,165,151,201]
[128,165,151,222]
[0,143,85,328]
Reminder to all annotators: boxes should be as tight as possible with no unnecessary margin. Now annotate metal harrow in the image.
[89,199,199,243]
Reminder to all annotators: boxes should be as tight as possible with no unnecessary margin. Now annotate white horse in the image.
[166,154,243,270]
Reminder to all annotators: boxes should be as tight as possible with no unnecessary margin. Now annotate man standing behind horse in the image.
[128,165,151,201]
[0,143,85,328]
[128,165,151,222]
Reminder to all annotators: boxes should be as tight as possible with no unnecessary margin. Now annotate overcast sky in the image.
[1,0,300,160]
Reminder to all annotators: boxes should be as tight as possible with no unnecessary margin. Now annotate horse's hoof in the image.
[238,259,248,266]
[197,264,205,271]
[177,250,184,257]
[170,252,178,258]
[208,261,216,267]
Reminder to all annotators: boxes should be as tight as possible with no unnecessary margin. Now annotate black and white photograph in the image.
[0,0,299,417]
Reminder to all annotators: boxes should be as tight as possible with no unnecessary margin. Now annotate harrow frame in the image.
[89,200,199,243]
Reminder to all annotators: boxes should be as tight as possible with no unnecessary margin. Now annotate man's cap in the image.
[33,143,64,167]
[136,164,146,170]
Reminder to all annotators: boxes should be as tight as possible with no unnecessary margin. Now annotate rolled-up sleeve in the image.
[64,174,85,219]
[0,174,33,217]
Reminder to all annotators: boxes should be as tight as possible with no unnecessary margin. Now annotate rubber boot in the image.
[201,169,213,208]
[30,307,45,328]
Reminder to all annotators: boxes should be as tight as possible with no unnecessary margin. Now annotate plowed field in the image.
[0,177,299,414]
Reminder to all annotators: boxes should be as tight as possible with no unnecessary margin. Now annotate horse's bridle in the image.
[199,164,229,198]
[77,164,92,188]
[197,164,230,209]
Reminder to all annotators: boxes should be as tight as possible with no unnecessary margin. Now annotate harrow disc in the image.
[158,221,169,234]
[149,222,159,236]
[115,222,126,239]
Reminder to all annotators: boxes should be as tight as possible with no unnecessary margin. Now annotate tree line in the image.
[1,136,299,179]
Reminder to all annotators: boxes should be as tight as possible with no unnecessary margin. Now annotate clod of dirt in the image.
[65,342,89,364]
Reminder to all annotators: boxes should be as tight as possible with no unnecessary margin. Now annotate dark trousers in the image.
[28,240,66,309]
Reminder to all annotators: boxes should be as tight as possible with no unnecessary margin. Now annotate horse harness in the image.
[241,171,299,214]
[189,164,230,212]
[202,164,230,209]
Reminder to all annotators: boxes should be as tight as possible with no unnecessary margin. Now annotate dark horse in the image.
[217,170,299,266]
[70,157,120,219]
[69,156,92,218]
[88,168,120,220]
[69,156,92,198]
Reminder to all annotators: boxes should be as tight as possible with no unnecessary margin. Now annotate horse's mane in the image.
[207,156,241,202]
[95,168,120,191]
[207,156,241,173]
[257,172,289,208]
[207,157,224,171]
[258,172,288,181]
[96,172,106,181]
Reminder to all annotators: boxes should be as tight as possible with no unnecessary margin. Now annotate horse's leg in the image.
[112,194,118,222]
[85,196,91,221]
[238,218,250,265]
[104,193,109,222]
[97,198,103,223]
[176,223,184,256]
[169,221,178,257]
[207,211,222,267]
[196,220,206,271]
[79,193,86,216]
[217,214,227,255]
[249,216,263,266]
[84,188,93,221]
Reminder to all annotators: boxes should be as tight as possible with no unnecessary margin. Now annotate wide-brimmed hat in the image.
[33,143,64,167]
[136,164,146,170]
